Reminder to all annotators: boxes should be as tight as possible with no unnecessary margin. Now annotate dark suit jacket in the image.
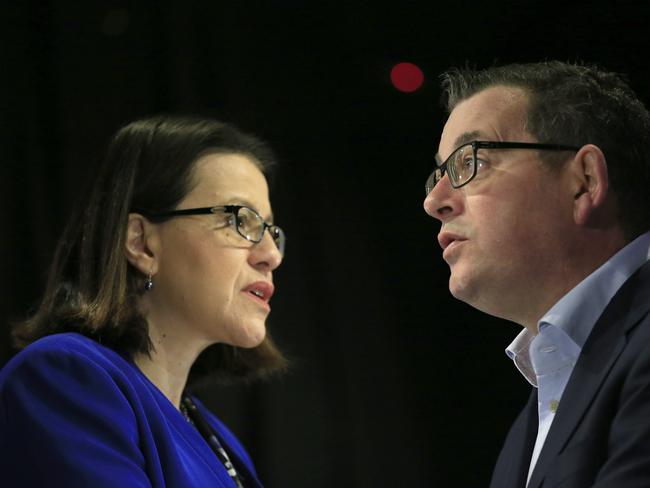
[490,260,650,488]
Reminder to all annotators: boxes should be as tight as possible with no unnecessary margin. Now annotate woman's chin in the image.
[231,325,267,349]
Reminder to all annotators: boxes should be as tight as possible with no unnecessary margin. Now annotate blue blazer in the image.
[490,260,650,487]
[0,333,263,487]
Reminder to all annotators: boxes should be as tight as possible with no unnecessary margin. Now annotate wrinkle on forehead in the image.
[441,85,532,151]
[479,86,530,139]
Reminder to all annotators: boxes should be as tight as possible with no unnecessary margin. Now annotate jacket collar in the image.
[527,260,650,488]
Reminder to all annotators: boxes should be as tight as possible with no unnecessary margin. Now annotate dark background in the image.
[2,2,650,486]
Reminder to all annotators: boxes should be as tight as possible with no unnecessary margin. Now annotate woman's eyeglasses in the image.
[140,204,286,256]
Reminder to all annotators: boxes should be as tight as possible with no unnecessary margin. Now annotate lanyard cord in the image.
[181,394,246,488]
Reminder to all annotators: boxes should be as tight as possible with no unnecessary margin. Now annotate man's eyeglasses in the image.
[424,141,580,194]
[142,204,286,256]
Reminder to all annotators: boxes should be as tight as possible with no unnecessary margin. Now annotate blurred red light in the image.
[390,62,424,93]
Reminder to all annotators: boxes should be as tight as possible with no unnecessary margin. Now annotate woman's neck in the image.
[133,323,203,409]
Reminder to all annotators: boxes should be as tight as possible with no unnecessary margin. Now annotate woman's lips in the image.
[242,281,274,310]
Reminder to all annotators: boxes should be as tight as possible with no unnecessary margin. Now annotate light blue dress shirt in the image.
[506,230,650,485]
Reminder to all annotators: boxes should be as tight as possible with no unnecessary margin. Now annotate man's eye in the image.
[475,158,489,173]
[455,156,474,175]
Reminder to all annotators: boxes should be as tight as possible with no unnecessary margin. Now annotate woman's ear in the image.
[124,213,159,275]
[571,144,609,226]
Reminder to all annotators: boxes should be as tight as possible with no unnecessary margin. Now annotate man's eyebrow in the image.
[434,130,484,166]
[453,131,482,148]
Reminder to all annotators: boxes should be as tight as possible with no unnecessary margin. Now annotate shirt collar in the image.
[506,230,650,384]
[506,328,537,386]
[541,230,650,348]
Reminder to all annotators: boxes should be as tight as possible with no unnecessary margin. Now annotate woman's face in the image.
[146,153,283,350]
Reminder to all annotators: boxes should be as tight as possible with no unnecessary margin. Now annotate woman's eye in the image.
[475,158,488,171]
[236,215,250,229]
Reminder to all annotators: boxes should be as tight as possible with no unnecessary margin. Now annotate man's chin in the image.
[449,274,487,311]
[448,272,472,300]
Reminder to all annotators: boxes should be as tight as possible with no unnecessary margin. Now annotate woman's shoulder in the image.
[0,334,158,486]
[0,332,152,428]
[18,331,108,350]
[0,332,132,383]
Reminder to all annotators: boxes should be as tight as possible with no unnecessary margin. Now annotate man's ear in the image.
[570,144,609,226]
[124,213,159,276]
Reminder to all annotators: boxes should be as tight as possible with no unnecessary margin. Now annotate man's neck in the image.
[520,230,628,334]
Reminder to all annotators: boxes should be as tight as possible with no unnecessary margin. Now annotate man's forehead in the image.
[449,86,528,129]
[436,86,530,161]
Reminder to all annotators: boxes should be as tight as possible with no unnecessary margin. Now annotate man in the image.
[423,61,650,487]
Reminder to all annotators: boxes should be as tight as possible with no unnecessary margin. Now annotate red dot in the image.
[390,62,424,93]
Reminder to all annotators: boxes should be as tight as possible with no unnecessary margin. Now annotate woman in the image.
[0,115,287,487]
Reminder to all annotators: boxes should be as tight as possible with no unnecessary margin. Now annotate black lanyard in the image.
[181,394,246,488]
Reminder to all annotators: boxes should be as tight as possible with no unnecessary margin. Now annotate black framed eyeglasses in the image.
[142,204,286,256]
[424,141,580,194]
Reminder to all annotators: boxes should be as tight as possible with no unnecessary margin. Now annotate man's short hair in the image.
[441,61,650,240]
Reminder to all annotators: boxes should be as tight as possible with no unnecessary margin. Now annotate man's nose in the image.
[423,174,459,221]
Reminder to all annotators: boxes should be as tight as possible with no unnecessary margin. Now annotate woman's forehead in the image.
[185,153,271,214]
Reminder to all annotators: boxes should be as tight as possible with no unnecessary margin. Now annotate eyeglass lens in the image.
[235,206,263,241]
[234,207,285,255]
[425,143,476,194]
[425,170,441,195]
[449,144,476,187]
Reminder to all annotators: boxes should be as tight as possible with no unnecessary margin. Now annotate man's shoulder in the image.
[597,259,650,328]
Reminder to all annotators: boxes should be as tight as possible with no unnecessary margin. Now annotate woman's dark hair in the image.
[13,115,287,382]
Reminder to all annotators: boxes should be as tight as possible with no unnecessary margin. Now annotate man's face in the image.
[423,85,577,326]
